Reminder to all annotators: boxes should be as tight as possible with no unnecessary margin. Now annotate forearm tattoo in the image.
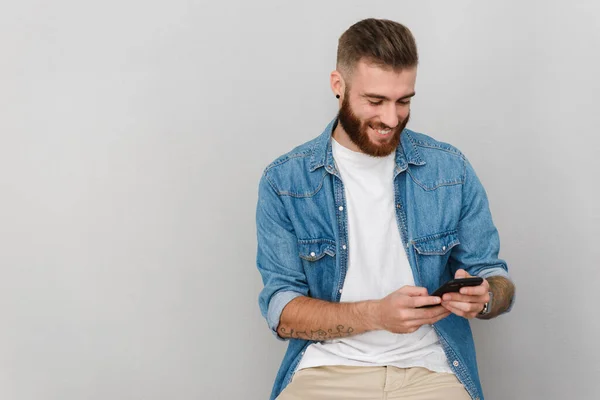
[278,325,355,341]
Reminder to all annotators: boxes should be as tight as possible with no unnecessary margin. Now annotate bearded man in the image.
[255,18,515,400]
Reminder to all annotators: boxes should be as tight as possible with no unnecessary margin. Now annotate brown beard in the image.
[337,92,410,157]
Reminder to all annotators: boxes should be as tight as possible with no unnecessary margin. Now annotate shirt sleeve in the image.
[449,157,515,313]
[256,172,309,340]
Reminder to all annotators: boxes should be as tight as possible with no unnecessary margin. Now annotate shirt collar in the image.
[309,117,426,173]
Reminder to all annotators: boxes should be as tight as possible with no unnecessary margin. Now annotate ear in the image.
[330,70,345,99]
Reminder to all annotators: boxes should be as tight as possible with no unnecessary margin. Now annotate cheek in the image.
[361,109,381,125]
[398,106,410,118]
[351,101,378,120]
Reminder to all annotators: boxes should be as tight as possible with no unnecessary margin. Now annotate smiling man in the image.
[256,18,515,400]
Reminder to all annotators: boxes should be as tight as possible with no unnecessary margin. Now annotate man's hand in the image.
[441,269,490,319]
[374,286,451,334]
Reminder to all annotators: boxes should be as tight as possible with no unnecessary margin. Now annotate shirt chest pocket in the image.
[412,230,460,291]
[298,239,336,300]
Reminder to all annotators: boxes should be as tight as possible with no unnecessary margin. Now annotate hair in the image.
[337,18,418,77]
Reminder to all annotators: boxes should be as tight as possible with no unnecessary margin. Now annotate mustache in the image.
[370,113,410,131]
[369,122,402,131]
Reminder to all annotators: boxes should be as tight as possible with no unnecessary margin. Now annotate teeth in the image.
[370,125,392,135]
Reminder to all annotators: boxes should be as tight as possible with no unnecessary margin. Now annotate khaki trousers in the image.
[277,365,471,400]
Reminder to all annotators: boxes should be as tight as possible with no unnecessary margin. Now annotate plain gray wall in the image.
[1,1,599,399]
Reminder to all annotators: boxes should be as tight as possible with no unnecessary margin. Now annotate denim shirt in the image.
[256,118,512,400]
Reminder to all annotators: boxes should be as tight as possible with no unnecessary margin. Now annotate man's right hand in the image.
[277,286,450,341]
[372,286,450,334]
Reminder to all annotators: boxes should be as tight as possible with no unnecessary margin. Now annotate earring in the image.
[336,94,340,99]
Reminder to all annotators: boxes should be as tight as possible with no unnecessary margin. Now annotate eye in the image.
[398,99,411,105]
[368,100,383,106]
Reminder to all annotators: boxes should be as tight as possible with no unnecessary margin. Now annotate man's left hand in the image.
[441,269,490,319]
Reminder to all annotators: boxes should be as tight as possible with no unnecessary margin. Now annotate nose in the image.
[379,103,399,129]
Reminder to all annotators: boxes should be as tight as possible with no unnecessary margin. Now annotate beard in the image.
[337,92,410,157]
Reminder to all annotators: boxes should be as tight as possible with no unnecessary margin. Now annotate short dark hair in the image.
[337,18,418,77]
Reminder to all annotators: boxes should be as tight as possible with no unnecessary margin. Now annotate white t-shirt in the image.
[296,138,452,374]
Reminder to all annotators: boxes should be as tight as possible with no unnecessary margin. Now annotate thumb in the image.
[455,269,470,279]
[397,285,429,297]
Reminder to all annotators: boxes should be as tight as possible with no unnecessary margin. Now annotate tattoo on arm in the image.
[278,325,355,340]
[480,276,516,319]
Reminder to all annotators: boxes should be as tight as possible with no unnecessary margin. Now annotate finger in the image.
[442,292,489,304]
[459,284,488,296]
[443,301,484,315]
[429,310,452,324]
[412,310,452,326]
[440,301,481,318]
[412,305,450,320]
[441,303,469,318]
[411,296,442,308]
[398,305,444,323]
[398,286,429,297]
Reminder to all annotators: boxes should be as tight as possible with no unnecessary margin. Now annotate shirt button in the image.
[310,252,316,257]
[339,206,344,211]
[339,289,343,294]
[342,245,347,250]
[442,246,446,251]
[453,360,459,367]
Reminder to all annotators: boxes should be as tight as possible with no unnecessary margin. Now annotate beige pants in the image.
[277,365,471,400]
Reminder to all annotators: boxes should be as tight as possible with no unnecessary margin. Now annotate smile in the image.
[371,126,392,136]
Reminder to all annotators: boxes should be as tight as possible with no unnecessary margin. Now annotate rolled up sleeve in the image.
[450,157,515,313]
[256,172,309,340]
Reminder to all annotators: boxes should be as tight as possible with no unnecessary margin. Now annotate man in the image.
[256,18,515,400]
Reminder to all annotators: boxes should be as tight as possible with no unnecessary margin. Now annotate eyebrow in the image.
[362,92,416,101]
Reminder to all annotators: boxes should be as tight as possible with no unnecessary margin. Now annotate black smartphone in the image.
[420,277,483,308]
[431,277,483,297]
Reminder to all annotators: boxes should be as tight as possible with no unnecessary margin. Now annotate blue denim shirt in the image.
[256,118,512,400]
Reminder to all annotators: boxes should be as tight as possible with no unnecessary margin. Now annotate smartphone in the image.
[420,277,483,308]
[431,277,483,297]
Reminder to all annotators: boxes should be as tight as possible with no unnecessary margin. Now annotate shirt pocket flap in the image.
[298,239,336,261]
[412,230,460,255]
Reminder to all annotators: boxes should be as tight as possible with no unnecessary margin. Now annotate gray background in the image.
[1,1,599,399]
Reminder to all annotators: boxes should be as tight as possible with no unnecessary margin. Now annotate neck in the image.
[332,120,362,153]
